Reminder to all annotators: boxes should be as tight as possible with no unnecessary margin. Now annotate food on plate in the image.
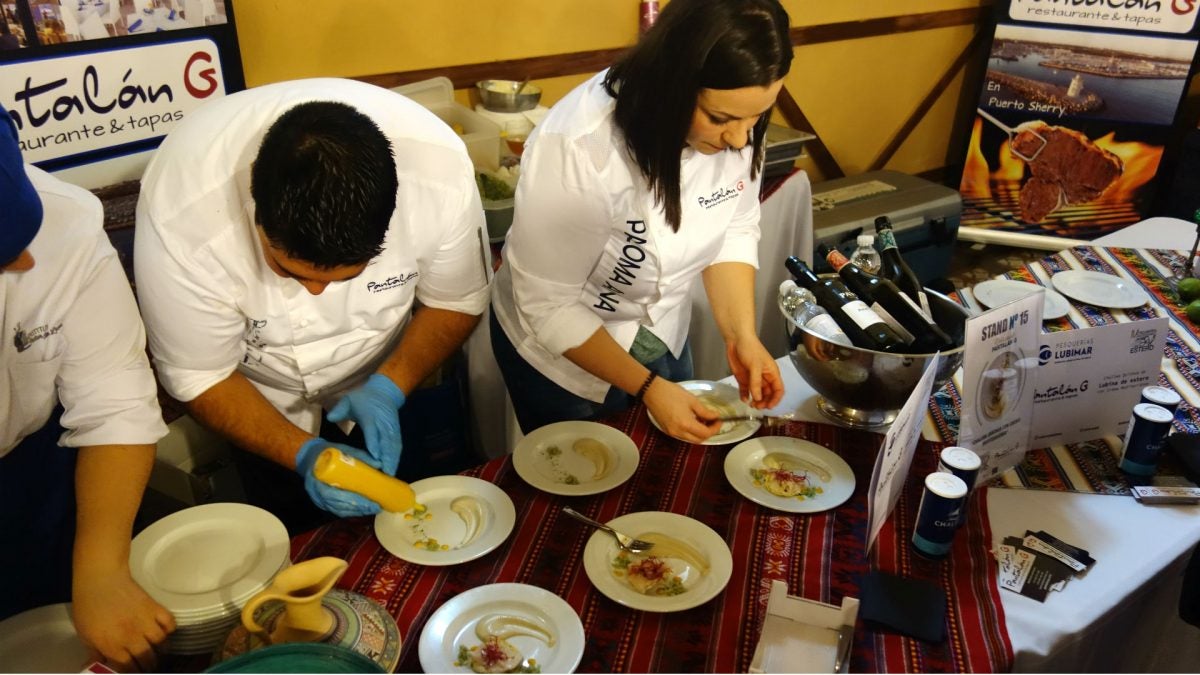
[456,635,537,673]
[453,612,554,673]
[571,438,613,480]
[751,466,822,499]
[762,452,832,482]
[1010,121,1122,222]
[695,393,738,433]
[539,445,581,485]
[613,554,686,596]
[404,502,448,551]
[475,613,556,646]
[636,532,710,574]
[451,496,485,548]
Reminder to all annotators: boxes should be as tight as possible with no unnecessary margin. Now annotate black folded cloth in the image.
[859,571,947,644]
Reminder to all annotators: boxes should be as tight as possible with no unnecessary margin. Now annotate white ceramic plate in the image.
[1051,270,1149,309]
[0,603,92,673]
[724,437,856,514]
[647,380,762,445]
[374,475,515,566]
[129,503,290,615]
[972,279,1071,320]
[512,421,639,496]
[418,583,585,674]
[582,511,733,613]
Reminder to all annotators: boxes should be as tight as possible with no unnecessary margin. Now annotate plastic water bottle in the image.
[850,234,882,275]
[778,280,853,346]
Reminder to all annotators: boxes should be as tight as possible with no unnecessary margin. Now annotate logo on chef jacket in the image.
[696,180,744,210]
[12,322,63,353]
[366,272,418,293]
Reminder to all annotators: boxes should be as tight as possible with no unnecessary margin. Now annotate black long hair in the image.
[604,0,792,231]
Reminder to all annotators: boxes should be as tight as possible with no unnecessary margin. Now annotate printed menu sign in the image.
[866,353,941,553]
[958,293,1043,482]
[1031,318,1168,446]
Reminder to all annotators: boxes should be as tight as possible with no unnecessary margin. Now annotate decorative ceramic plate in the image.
[512,421,639,496]
[129,503,290,615]
[374,475,515,566]
[0,603,91,673]
[724,437,855,513]
[418,583,585,674]
[1051,270,1149,309]
[215,589,401,672]
[972,279,1071,320]
[648,380,762,445]
[582,511,733,613]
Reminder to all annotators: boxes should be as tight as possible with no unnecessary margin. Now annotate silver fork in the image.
[977,108,1047,162]
[562,507,655,554]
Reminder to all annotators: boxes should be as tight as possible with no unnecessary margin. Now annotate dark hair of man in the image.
[251,101,398,267]
[603,0,791,231]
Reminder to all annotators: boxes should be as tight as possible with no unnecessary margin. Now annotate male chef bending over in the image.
[1,104,174,671]
[134,79,490,532]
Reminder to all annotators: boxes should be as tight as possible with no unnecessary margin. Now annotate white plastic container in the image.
[392,77,501,171]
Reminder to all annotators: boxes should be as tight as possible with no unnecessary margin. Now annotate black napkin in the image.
[858,571,946,643]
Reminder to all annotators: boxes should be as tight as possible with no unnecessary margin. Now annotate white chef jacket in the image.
[492,72,762,402]
[1,166,167,455]
[135,78,491,434]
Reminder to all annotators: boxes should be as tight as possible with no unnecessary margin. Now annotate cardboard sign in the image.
[1031,318,1168,447]
[866,353,941,553]
[958,293,1043,482]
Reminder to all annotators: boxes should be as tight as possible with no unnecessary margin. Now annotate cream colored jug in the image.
[240,557,348,644]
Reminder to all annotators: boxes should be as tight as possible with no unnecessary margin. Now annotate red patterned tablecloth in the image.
[292,409,1012,673]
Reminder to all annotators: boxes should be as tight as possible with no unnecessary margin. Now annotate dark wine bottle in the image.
[818,243,955,353]
[873,216,931,316]
[785,256,906,352]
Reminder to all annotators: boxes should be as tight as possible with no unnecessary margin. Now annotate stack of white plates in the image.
[130,503,290,655]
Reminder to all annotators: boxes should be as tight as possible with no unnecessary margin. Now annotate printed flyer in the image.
[1031,318,1168,447]
[866,353,940,553]
[958,292,1043,482]
[959,0,1200,241]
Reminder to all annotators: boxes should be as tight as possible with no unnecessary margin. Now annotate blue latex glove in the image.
[327,374,406,476]
[295,438,384,517]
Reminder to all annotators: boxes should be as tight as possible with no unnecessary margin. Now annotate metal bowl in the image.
[782,284,973,429]
[476,80,542,113]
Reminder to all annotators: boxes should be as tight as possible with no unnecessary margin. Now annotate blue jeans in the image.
[0,410,76,620]
[489,308,693,434]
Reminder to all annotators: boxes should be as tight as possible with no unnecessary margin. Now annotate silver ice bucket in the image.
[781,283,972,429]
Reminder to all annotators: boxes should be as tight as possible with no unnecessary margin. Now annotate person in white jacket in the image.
[491,0,789,442]
[0,105,174,670]
[134,79,490,530]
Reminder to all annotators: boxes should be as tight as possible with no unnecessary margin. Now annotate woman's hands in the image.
[72,568,175,672]
[726,336,784,409]
[643,376,724,443]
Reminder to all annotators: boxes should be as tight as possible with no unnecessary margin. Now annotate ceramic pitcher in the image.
[240,557,348,644]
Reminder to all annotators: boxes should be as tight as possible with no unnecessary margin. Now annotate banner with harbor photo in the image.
[959,1,1200,242]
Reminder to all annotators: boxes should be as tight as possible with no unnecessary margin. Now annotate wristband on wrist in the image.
[635,371,658,402]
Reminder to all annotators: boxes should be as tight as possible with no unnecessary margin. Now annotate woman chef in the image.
[490,0,791,442]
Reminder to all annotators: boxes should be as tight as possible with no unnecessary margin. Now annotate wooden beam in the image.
[870,27,989,171]
[775,86,844,179]
[354,6,993,91]
[791,7,990,46]
[357,49,629,91]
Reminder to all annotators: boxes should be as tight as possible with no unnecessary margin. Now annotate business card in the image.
[1023,530,1095,574]
[1131,485,1200,505]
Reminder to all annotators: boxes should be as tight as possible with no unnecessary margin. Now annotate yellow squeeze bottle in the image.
[312,447,416,512]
